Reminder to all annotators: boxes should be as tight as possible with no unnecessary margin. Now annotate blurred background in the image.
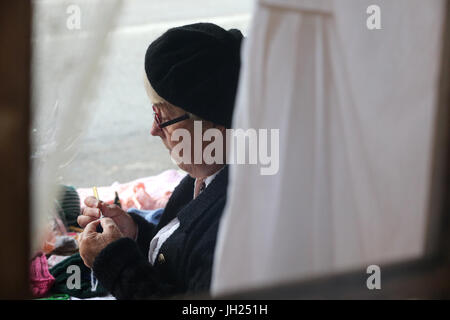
[32,0,253,187]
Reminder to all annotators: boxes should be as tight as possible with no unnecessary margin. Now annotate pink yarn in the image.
[30,253,55,297]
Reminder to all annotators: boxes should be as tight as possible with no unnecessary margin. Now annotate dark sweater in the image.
[92,166,228,299]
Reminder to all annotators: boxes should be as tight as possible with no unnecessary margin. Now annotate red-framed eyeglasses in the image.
[152,104,190,129]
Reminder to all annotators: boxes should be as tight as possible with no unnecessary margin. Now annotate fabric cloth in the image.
[47,254,71,269]
[194,177,206,199]
[30,253,55,298]
[212,0,445,296]
[148,217,180,265]
[77,169,185,212]
[204,172,219,188]
[51,235,78,256]
[92,166,229,299]
[49,253,109,298]
[147,170,221,266]
[127,208,164,226]
[70,294,116,300]
[36,293,71,300]
[145,23,243,128]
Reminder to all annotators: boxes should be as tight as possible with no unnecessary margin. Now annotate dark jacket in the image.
[92,166,228,299]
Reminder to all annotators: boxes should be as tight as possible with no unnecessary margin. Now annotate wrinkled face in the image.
[145,77,225,178]
[150,102,191,152]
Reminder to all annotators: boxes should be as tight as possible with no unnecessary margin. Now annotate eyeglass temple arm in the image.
[159,113,190,128]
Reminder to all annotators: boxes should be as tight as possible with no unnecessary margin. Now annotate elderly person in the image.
[77,23,243,299]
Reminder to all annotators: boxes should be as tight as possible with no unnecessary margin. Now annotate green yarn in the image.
[49,253,108,299]
[36,294,70,300]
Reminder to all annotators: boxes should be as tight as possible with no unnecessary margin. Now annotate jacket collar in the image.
[155,166,229,233]
[177,165,228,231]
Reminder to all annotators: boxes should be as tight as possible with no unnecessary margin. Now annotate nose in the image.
[150,120,162,137]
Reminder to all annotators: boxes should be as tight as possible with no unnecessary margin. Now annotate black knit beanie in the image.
[144,23,243,128]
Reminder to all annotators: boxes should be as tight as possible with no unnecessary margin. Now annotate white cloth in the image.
[148,216,180,265]
[193,170,221,198]
[148,170,221,264]
[212,0,445,296]
[204,172,219,188]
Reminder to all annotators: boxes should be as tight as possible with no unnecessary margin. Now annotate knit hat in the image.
[56,185,81,228]
[144,23,243,128]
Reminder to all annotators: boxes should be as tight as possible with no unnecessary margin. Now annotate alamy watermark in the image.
[66,4,81,30]
[367,4,382,30]
[168,121,279,176]
[66,265,99,292]
[366,265,381,290]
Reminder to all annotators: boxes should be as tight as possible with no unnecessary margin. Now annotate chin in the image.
[177,162,190,172]
[176,162,197,177]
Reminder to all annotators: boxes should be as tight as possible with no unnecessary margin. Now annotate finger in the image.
[99,202,122,218]
[84,219,102,234]
[100,217,116,228]
[82,207,101,218]
[77,215,96,228]
[100,217,118,234]
[78,230,82,242]
[84,196,100,208]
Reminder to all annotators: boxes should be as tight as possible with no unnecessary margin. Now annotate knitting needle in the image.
[92,187,104,234]
[92,186,104,218]
[93,186,99,201]
[90,187,101,288]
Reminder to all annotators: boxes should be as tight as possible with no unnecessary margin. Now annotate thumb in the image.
[100,217,118,233]
[83,219,101,234]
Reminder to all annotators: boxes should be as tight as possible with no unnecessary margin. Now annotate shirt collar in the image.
[177,165,229,231]
[204,171,219,188]
[197,166,225,189]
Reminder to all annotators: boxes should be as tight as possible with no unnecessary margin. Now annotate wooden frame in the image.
[0,0,31,299]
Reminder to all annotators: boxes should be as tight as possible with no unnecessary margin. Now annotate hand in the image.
[78,196,137,239]
[78,218,123,268]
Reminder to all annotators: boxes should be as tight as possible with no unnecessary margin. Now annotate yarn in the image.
[49,253,108,298]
